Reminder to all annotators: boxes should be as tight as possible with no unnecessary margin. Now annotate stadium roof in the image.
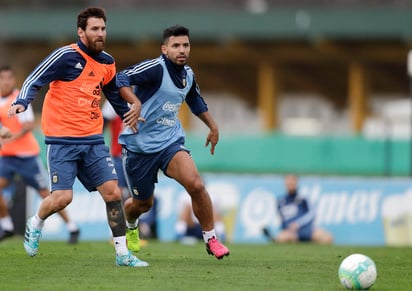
[1,6,411,134]
[1,7,412,42]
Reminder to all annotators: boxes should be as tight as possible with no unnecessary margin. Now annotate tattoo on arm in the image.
[106,200,126,237]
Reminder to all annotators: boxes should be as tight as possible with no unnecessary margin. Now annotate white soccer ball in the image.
[338,253,377,290]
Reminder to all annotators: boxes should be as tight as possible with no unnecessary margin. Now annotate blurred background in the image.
[2,1,412,245]
[2,0,412,176]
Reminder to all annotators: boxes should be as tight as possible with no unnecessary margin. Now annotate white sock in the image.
[0,216,14,232]
[32,214,45,230]
[126,219,138,229]
[66,221,78,232]
[202,229,217,243]
[113,236,129,256]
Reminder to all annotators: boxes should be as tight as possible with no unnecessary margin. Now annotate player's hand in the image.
[0,126,12,139]
[288,222,300,231]
[205,127,219,155]
[0,127,12,139]
[8,104,25,118]
[123,102,145,133]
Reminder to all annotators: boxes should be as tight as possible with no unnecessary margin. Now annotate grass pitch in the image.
[0,236,411,290]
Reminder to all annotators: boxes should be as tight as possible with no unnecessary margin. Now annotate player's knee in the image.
[276,230,297,243]
[186,177,205,195]
[52,193,72,210]
[322,233,334,244]
[99,182,122,201]
[312,229,334,244]
[139,199,153,213]
[131,197,152,213]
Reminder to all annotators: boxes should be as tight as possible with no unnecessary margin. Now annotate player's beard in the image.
[87,35,105,54]
[173,53,188,65]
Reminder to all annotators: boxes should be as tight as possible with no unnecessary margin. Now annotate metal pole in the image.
[408,50,412,176]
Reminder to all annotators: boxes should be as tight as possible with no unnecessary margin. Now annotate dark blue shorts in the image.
[298,225,314,241]
[186,224,203,239]
[0,156,49,190]
[46,143,117,192]
[122,138,190,200]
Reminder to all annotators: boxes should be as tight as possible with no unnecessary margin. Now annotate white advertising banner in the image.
[27,174,412,246]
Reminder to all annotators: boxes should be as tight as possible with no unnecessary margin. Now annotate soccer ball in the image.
[338,253,377,290]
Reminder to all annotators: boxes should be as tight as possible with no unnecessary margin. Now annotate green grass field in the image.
[0,236,411,290]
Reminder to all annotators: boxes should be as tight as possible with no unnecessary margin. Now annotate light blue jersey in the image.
[119,57,194,153]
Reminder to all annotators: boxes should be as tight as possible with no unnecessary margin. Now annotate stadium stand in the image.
[1,1,412,174]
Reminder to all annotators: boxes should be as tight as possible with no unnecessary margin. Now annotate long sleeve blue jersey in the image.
[277,191,315,230]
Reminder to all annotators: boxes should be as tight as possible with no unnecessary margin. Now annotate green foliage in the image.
[1,237,411,290]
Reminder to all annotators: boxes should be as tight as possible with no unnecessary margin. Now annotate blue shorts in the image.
[113,156,127,188]
[122,138,190,200]
[186,224,203,239]
[0,156,49,190]
[47,143,117,192]
[298,225,314,241]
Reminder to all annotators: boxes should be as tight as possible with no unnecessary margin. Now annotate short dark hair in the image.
[77,7,106,30]
[0,65,13,73]
[162,25,190,43]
